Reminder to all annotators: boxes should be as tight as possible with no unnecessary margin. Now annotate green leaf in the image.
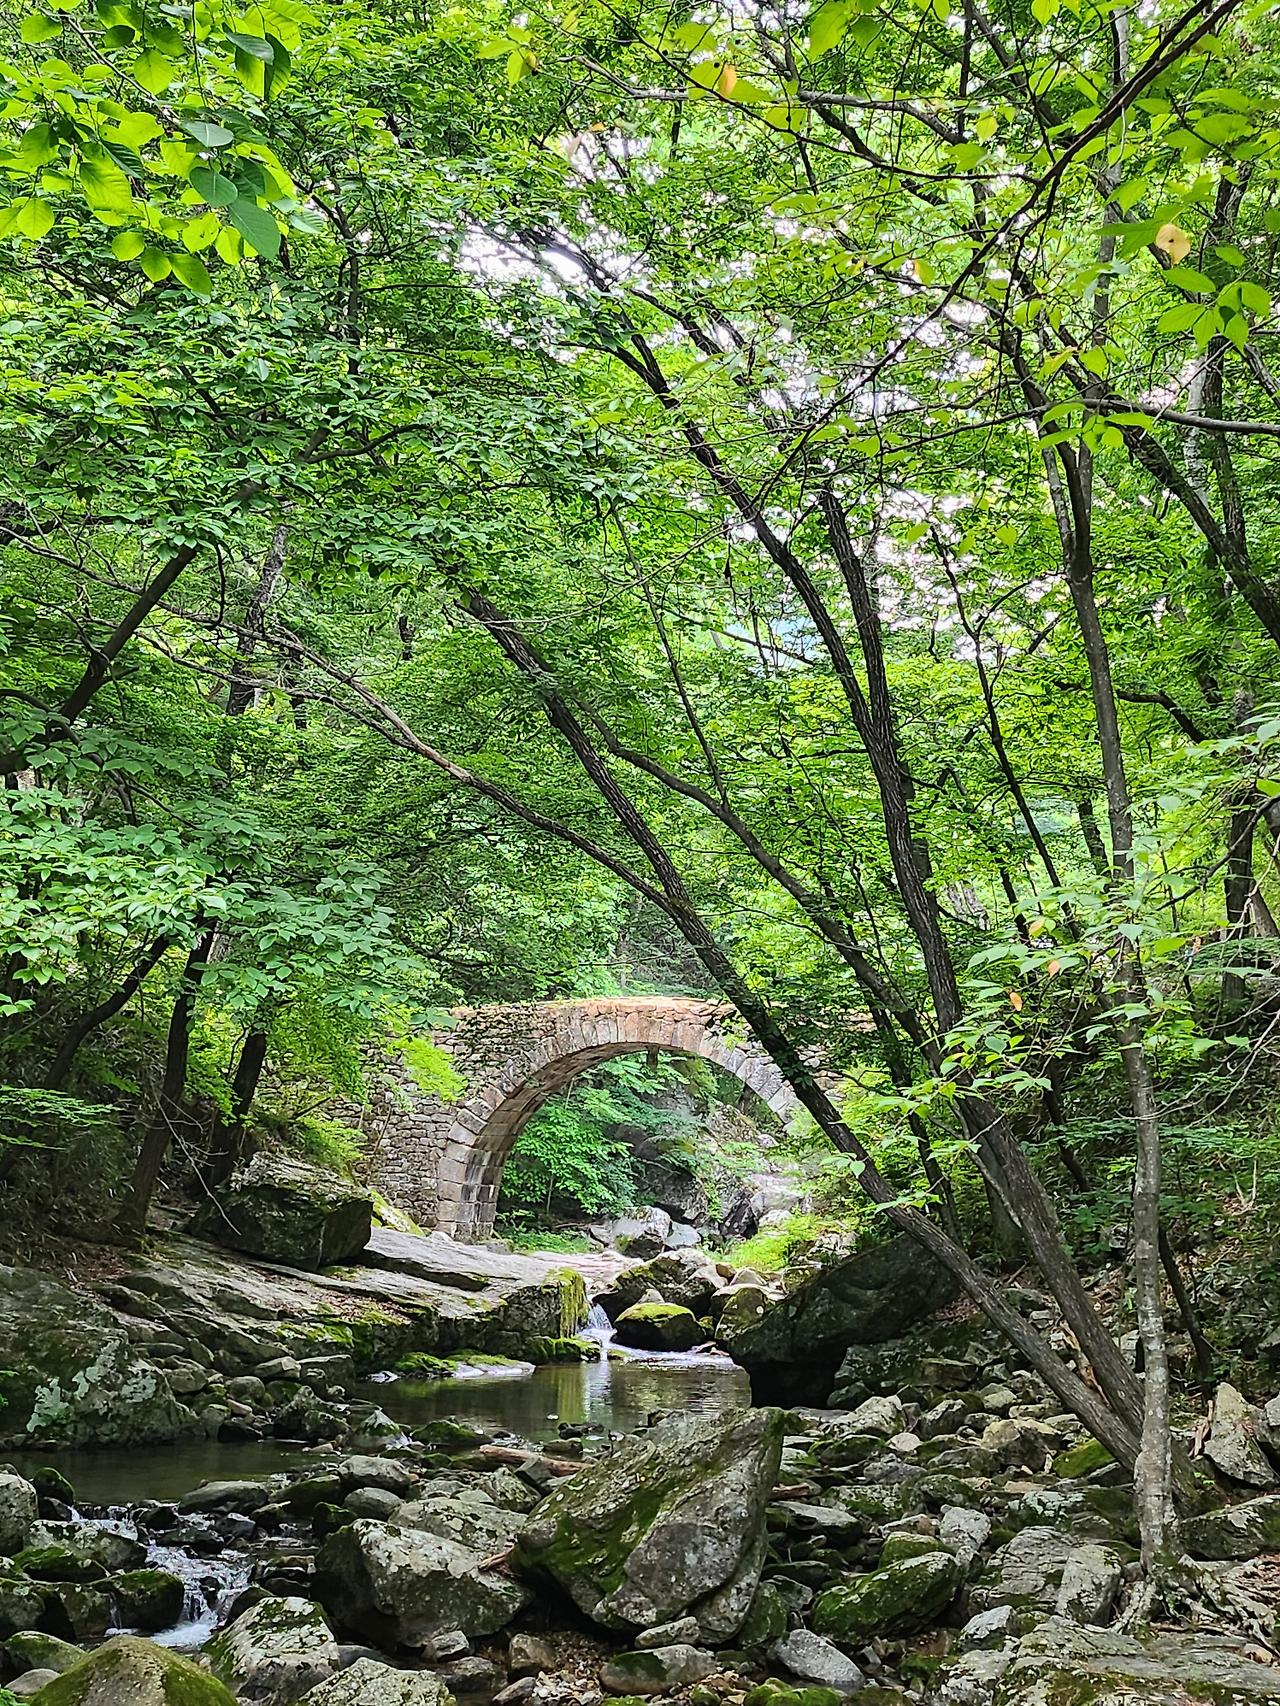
[78,153,134,218]
[180,120,235,149]
[20,12,62,40]
[286,205,325,235]
[132,47,173,93]
[139,246,171,280]
[110,228,146,259]
[214,225,242,264]
[181,209,220,250]
[14,198,55,239]
[1163,265,1216,293]
[807,1,848,57]
[189,166,238,207]
[227,196,280,259]
[224,29,274,58]
[169,251,211,294]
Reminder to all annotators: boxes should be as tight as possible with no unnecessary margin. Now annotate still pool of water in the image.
[6,1352,750,1508]
[376,1351,750,1442]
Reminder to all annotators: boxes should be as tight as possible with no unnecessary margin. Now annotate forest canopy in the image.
[5,0,1280,1570]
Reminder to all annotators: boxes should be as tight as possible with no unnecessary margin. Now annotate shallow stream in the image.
[8,1349,749,1507]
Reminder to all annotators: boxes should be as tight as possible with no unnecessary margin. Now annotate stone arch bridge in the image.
[362,998,804,1241]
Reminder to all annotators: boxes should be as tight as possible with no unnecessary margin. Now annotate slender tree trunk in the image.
[43,936,172,1090]
[204,1021,270,1187]
[118,931,215,1236]
[1222,802,1256,1009]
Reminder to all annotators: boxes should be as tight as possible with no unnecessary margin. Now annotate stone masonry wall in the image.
[355,997,803,1240]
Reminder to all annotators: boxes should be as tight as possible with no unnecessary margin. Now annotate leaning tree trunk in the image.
[204,1019,271,1187]
[118,930,215,1237]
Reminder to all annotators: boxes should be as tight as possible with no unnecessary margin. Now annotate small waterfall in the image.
[582,1303,616,1357]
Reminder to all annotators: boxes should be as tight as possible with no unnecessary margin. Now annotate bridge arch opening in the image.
[432,1008,799,1241]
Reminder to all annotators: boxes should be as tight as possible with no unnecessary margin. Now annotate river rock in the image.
[4,1631,85,1674]
[338,1458,414,1498]
[191,1153,373,1271]
[714,1286,769,1344]
[0,1476,39,1553]
[109,1569,186,1632]
[23,1634,237,1703]
[728,1236,960,1405]
[394,1494,527,1553]
[1205,1382,1277,1488]
[599,1644,717,1695]
[614,1304,703,1353]
[990,1617,1280,1706]
[971,1527,1124,1615]
[1053,1542,1122,1626]
[295,1659,454,1704]
[10,1670,59,1697]
[206,1595,341,1703]
[770,1630,864,1693]
[315,1520,528,1648]
[812,1551,962,1642]
[0,1271,186,1451]
[515,1406,783,1643]
[1183,1493,1280,1559]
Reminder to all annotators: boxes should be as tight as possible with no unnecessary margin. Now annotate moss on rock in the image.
[811,1552,961,1643]
[26,1635,237,1705]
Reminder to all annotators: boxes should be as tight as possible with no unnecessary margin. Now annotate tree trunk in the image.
[43,936,172,1089]
[118,930,215,1237]
[204,1021,270,1187]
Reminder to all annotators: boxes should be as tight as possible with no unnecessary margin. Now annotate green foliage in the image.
[725,1213,831,1274]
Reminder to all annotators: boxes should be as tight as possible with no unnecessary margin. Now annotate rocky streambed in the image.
[3,1291,1280,1705]
[3,1217,1280,1706]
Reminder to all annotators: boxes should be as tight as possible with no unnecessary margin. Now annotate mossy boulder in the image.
[191,1153,373,1271]
[599,1645,716,1695]
[614,1304,703,1353]
[0,1580,46,1641]
[744,1685,843,1706]
[0,1272,186,1451]
[4,1633,84,1676]
[811,1552,962,1643]
[1183,1494,1280,1561]
[515,1405,784,1644]
[12,1548,105,1586]
[109,1572,185,1634]
[206,1595,340,1702]
[1053,1438,1113,1479]
[24,1635,237,1704]
[991,1617,1280,1706]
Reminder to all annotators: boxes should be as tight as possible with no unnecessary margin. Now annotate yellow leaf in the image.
[1155,222,1191,265]
[1009,990,1024,1011]
[1046,960,1061,976]
[716,63,738,96]
[1029,917,1048,937]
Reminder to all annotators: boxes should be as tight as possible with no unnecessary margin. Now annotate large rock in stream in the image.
[24,1635,237,1704]
[314,1521,529,1649]
[0,1270,188,1451]
[728,1235,960,1405]
[514,1406,784,1643]
[191,1153,374,1270]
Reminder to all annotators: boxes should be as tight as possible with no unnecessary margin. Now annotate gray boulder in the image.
[10,1669,59,1697]
[0,1474,38,1552]
[728,1235,960,1404]
[296,1659,455,1704]
[206,1595,341,1704]
[611,1210,673,1259]
[771,1629,864,1693]
[0,1270,186,1450]
[22,1635,237,1703]
[993,1618,1280,1706]
[599,1644,716,1695]
[315,1520,528,1648]
[191,1153,373,1271]
[1205,1383,1277,1488]
[394,1494,527,1554]
[515,1406,783,1642]
[1183,1493,1280,1559]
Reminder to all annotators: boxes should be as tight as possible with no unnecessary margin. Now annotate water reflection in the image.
[372,1353,750,1441]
